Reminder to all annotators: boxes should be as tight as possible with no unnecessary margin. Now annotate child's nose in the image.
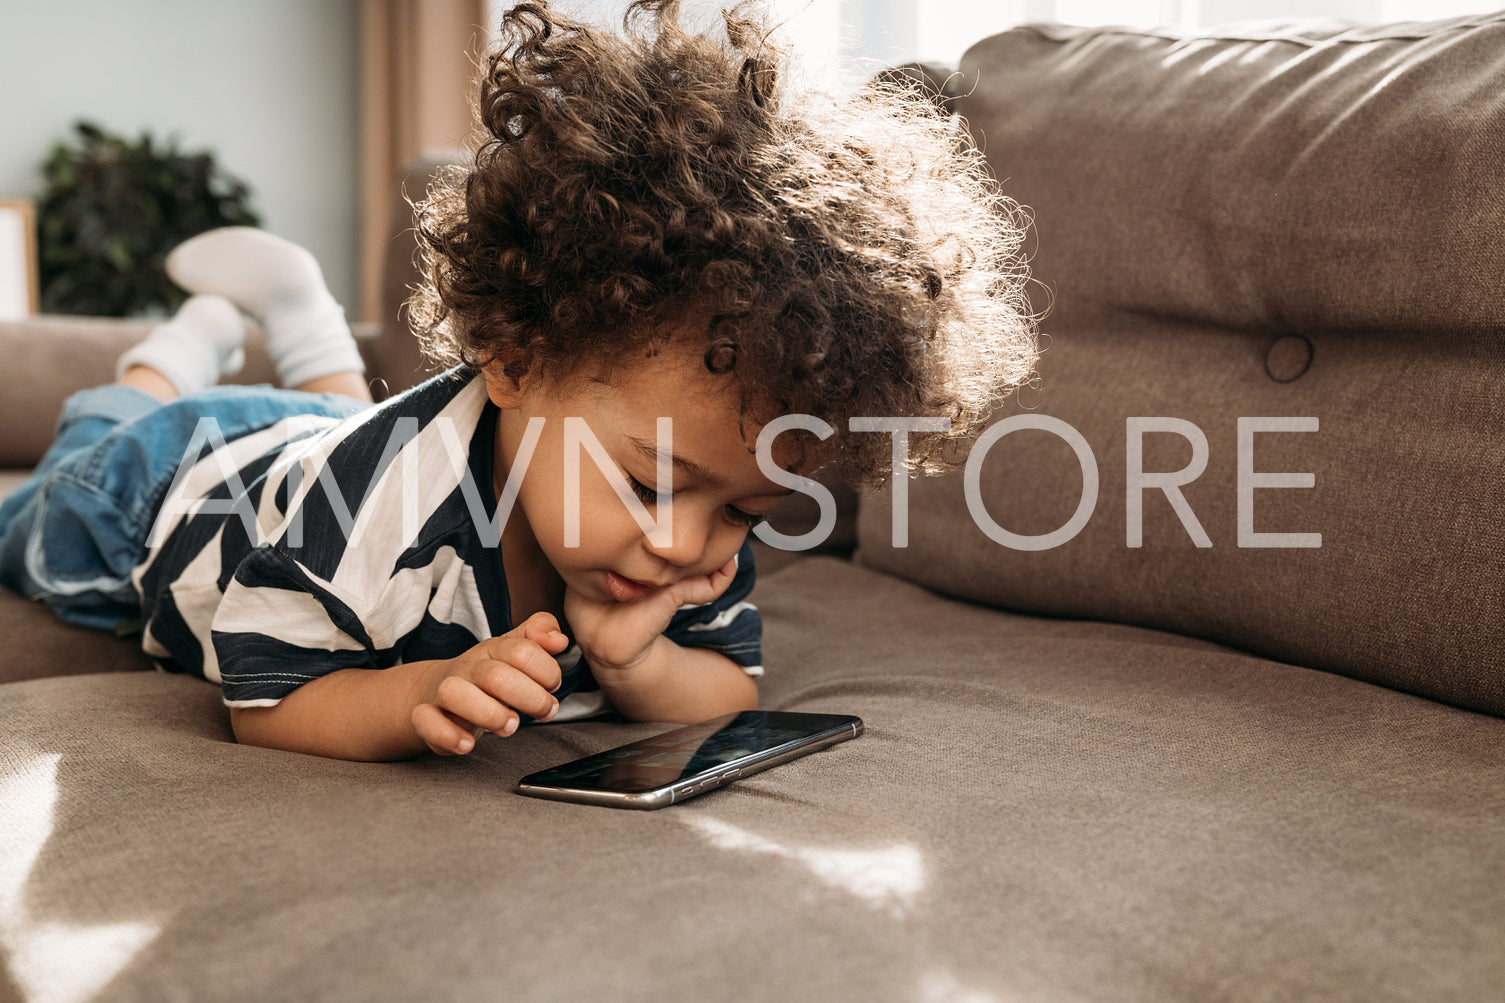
[643,513,710,568]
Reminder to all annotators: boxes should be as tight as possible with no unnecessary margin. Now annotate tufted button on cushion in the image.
[1265,334,1313,382]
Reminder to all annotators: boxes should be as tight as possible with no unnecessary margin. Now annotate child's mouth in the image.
[603,571,656,602]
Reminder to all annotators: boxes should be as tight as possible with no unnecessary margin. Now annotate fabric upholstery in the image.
[0,317,391,469]
[2,557,1501,1001]
[0,589,151,684]
[857,13,1505,716]
[0,317,276,468]
[0,473,28,504]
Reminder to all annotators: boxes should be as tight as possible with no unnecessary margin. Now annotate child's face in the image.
[484,340,794,603]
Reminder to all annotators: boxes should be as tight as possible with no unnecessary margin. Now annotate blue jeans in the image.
[0,384,365,631]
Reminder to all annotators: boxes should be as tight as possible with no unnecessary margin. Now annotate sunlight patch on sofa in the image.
[683,816,924,917]
[919,968,1008,1003]
[0,752,160,1003]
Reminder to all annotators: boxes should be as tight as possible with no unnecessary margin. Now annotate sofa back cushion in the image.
[856,14,1505,716]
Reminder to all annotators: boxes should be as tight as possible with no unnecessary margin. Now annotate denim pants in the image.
[0,384,365,631]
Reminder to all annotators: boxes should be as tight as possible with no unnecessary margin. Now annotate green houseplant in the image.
[37,121,261,317]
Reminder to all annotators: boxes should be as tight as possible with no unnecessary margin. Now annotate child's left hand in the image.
[564,556,738,675]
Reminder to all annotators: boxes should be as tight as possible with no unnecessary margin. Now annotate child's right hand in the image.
[409,611,570,756]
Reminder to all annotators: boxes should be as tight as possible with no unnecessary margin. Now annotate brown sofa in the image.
[2,13,1502,1002]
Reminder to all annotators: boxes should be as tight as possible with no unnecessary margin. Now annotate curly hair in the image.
[410,0,1038,486]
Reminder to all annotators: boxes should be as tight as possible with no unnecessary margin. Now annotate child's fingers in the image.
[436,675,526,737]
[474,663,559,723]
[709,557,737,591]
[478,634,565,693]
[669,558,739,607]
[511,610,571,654]
[411,702,482,756]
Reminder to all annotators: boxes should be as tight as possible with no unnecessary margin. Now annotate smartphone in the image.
[515,710,863,809]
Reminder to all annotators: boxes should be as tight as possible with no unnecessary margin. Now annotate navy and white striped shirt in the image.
[129,369,763,715]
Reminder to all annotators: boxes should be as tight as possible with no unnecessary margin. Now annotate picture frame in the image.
[0,197,40,320]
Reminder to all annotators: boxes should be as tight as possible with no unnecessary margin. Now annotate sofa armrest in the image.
[0,316,381,467]
[0,316,159,466]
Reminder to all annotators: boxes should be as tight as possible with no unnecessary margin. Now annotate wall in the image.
[0,0,360,310]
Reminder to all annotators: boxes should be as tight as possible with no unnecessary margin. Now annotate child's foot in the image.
[115,294,247,397]
[166,227,364,389]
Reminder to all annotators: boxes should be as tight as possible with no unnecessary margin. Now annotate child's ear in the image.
[480,358,526,408]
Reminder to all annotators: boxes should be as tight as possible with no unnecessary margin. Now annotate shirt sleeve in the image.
[206,373,491,707]
[662,538,764,677]
[211,544,385,707]
[208,424,395,707]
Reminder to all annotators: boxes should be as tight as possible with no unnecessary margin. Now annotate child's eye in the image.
[725,505,766,528]
[627,472,762,527]
[626,474,669,506]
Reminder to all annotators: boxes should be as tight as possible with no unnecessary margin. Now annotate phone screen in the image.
[519,710,861,796]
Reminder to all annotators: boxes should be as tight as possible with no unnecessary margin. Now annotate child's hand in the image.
[564,557,738,676]
[409,611,571,756]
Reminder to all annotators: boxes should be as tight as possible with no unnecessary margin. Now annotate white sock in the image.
[116,294,247,397]
[166,227,364,389]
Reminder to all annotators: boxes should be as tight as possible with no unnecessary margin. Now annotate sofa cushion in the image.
[0,470,29,504]
[966,14,1505,334]
[1,557,1501,1001]
[0,588,152,684]
[857,14,1505,716]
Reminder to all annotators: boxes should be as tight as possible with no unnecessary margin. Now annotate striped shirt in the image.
[129,368,763,715]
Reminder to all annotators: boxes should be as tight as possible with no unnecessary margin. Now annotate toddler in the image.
[0,0,1037,761]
